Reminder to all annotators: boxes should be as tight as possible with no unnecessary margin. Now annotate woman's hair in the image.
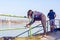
[27,10,32,13]
[27,10,33,18]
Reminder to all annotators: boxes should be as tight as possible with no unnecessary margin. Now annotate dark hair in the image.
[50,9,53,12]
[27,10,33,18]
[27,10,32,14]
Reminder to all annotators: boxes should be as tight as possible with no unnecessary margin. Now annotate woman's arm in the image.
[28,19,35,25]
[26,19,35,28]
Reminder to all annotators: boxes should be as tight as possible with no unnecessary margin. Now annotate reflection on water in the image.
[0,23,28,37]
[0,17,42,37]
[0,23,26,29]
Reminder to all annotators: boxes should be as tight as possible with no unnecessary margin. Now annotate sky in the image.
[0,0,60,19]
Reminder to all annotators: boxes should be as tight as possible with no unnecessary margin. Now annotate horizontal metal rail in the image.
[0,28,26,31]
[0,14,27,18]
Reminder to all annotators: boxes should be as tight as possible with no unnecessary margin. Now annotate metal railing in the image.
[0,14,60,37]
[15,24,42,37]
[15,19,60,37]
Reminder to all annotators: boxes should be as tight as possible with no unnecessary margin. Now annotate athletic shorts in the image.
[49,19,55,26]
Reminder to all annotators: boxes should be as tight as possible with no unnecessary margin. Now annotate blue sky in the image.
[0,0,60,19]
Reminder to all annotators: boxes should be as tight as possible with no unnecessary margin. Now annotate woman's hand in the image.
[26,24,30,28]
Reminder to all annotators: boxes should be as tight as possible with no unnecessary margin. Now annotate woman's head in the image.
[27,10,33,18]
[27,10,33,14]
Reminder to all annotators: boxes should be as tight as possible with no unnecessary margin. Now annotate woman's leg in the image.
[41,14,46,35]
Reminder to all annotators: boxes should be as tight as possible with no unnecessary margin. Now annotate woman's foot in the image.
[41,34,47,38]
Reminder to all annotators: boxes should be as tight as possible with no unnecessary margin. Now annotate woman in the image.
[26,10,46,35]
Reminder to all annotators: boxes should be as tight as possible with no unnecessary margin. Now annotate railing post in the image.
[59,19,60,28]
[28,29,30,37]
[29,18,32,37]
[46,20,49,32]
